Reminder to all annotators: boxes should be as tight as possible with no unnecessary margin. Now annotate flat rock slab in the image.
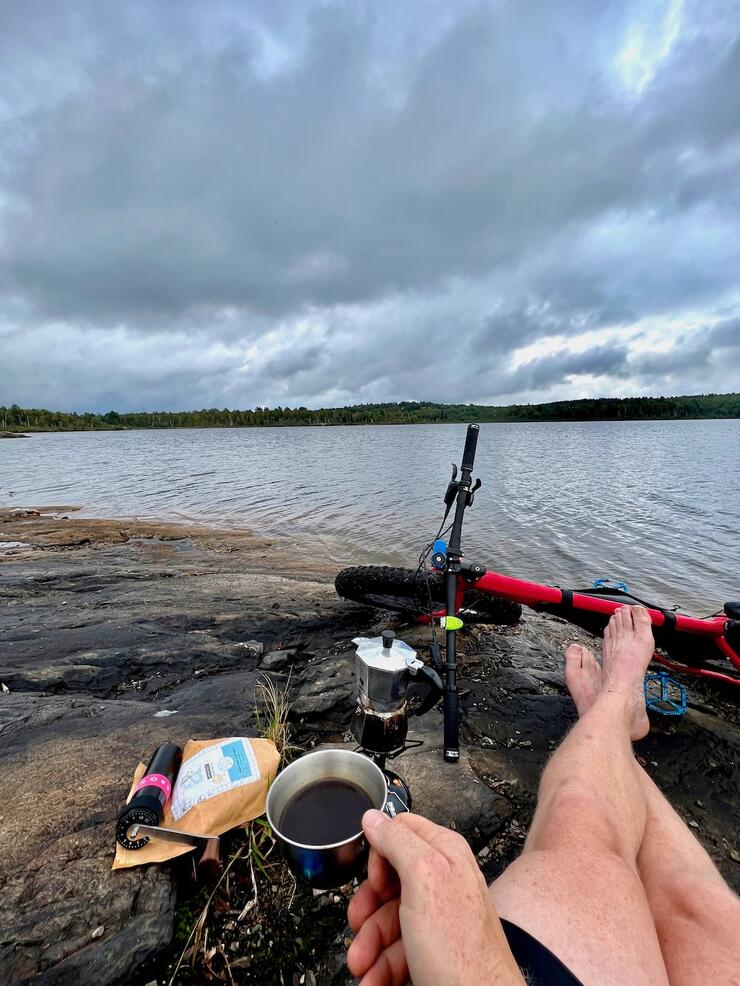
[0,694,177,984]
[0,677,266,984]
[399,712,513,849]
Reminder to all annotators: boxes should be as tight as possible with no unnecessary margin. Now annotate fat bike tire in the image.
[334,565,522,625]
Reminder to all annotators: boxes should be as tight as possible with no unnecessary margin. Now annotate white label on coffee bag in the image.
[171,738,261,820]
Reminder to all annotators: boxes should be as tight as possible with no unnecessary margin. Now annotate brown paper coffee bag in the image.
[113,736,280,870]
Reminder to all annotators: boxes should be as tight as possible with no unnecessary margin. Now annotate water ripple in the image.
[1,420,738,611]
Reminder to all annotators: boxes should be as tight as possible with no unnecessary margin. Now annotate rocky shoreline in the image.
[1,508,738,985]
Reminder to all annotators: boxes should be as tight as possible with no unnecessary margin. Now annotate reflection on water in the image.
[2,420,738,611]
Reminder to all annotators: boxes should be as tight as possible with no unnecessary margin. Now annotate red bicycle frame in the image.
[446,571,739,686]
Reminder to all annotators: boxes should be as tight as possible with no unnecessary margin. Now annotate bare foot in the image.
[602,605,654,740]
[564,643,603,717]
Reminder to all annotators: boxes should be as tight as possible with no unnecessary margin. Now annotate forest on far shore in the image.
[2,393,738,432]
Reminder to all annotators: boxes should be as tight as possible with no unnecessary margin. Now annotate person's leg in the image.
[489,607,669,986]
[551,627,740,986]
[636,760,740,985]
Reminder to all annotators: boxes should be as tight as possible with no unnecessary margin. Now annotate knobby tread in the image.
[334,565,521,625]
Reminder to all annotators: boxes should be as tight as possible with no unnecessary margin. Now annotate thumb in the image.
[362,810,431,880]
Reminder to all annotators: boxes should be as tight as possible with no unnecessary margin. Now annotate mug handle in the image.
[382,774,411,817]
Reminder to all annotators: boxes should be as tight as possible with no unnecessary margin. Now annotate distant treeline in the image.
[2,393,738,432]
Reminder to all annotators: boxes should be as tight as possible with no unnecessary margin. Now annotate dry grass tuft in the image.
[255,672,296,760]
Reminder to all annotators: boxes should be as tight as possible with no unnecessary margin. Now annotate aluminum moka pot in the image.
[353,630,424,713]
[351,630,443,755]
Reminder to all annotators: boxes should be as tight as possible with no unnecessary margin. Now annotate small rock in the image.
[729,849,740,863]
[261,650,294,671]
[91,925,105,940]
[688,820,699,829]
[519,740,532,748]
[235,640,263,658]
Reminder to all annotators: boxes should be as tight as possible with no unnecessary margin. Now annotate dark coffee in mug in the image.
[278,777,374,846]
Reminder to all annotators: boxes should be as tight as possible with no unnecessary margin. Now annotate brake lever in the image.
[468,477,482,505]
[444,464,459,507]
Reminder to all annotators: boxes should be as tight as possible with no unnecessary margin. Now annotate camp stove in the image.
[351,630,443,813]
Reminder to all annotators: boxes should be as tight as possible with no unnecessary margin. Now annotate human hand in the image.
[347,810,525,986]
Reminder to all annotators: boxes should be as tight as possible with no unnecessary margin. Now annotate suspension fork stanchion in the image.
[443,568,460,762]
[442,423,480,763]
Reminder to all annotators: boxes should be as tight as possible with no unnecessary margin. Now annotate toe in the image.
[618,604,631,631]
[566,643,585,667]
[633,605,655,645]
[607,608,621,636]
[633,605,651,628]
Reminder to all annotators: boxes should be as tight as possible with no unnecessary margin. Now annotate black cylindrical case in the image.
[115,742,183,849]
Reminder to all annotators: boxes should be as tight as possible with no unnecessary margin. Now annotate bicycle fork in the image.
[443,569,460,762]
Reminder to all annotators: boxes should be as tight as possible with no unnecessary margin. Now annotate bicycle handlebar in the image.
[461,423,479,474]
[446,423,479,557]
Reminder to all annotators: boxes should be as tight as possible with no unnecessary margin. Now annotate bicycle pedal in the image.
[592,577,629,593]
[643,672,686,716]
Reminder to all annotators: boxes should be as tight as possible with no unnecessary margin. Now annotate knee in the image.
[646,868,737,930]
[528,778,622,857]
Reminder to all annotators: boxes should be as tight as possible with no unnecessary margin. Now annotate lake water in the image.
[2,420,738,612]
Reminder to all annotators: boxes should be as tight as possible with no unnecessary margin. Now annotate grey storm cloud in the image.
[708,318,740,349]
[1,0,739,412]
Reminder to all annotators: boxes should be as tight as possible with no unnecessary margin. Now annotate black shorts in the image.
[501,919,585,986]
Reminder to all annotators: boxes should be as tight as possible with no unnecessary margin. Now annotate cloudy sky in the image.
[1,0,739,413]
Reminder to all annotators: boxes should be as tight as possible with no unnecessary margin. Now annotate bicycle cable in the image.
[413,516,455,654]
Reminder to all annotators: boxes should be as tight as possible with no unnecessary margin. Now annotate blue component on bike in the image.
[592,577,629,593]
[643,672,686,716]
[431,539,447,571]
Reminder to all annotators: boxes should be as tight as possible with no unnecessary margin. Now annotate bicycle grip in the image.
[461,424,479,472]
[443,688,460,762]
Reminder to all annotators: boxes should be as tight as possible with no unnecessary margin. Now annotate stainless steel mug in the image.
[265,749,387,890]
